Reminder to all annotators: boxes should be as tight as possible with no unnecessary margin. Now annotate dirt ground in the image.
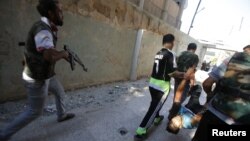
[0,78,149,122]
[0,71,210,141]
[0,69,209,122]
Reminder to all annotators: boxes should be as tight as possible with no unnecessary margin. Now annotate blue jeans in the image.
[1,76,66,138]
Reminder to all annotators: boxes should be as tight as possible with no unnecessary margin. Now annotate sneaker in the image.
[57,113,75,122]
[134,127,147,140]
[134,134,147,141]
[154,115,164,126]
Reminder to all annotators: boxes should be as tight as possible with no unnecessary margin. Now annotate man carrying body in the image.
[135,34,189,140]
[168,43,199,121]
[0,0,75,140]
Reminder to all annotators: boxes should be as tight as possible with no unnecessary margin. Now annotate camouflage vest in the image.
[211,52,250,124]
[23,21,57,80]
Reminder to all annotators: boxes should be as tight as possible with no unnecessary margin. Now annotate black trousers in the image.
[139,87,168,128]
[192,110,226,141]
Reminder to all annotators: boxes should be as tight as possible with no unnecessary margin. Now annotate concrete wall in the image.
[0,0,136,102]
[0,0,203,102]
[137,30,203,78]
[133,0,182,28]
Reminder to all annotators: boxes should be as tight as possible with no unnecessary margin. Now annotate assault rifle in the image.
[64,45,88,72]
[18,42,87,72]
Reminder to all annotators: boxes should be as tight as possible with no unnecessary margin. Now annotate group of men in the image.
[134,33,250,141]
[0,0,249,141]
[134,33,201,139]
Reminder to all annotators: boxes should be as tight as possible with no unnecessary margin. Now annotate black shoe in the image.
[154,115,164,126]
[57,113,75,122]
[134,134,147,141]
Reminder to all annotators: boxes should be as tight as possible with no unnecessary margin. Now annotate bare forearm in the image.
[43,49,68,63]
[169,71,184,79]
[174,68,195,102]
[203,76,217,103]
[174,79,187,103]
[202,77,215,94]
[51,51,68,62]
[190,78,195,87]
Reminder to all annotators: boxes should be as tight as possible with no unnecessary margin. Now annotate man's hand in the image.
[189,78,195,87]
[168,102,181,120]
[62,50,69,61]
[191,113,202,126]
[202,76,216,94]
[202,76,217,103]
[169,71,184,78]
[183,67,195,80]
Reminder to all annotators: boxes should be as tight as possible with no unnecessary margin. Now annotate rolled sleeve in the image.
[34,30,54,52]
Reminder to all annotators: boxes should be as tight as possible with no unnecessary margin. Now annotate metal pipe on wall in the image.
[139,0,145,10]
[130,29,144,80]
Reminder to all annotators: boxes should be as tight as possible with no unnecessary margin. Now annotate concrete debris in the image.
[0,79,148,121]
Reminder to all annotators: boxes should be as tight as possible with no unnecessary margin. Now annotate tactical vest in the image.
[23,21,57,80]
[211,52,250,124]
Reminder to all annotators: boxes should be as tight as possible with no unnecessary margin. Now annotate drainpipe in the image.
[162,0,169,21]
[139,0,145,11]
[176,0,185,29]
[130,29,144,81]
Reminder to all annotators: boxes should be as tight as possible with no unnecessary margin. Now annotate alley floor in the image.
[0,74,208,141]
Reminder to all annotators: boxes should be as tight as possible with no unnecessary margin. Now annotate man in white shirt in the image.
[0,0,74,140]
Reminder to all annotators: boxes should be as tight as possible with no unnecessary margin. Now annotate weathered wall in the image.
[0,0,137,102]
[127,0,182,28]
[137,30,203,78]
[0,0,203,102]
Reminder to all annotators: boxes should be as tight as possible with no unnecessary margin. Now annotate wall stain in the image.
[0,30,12,56]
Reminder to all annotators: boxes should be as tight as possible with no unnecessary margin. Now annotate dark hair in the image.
[163,34,175,45]
[187,43,197,50]
[37,0,58,17]
[243,45,250,50]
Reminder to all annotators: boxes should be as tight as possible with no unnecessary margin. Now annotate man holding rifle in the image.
[0,0,75,140]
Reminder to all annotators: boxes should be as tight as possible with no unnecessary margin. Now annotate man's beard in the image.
[54,13,63,26]
[55,19,63,26]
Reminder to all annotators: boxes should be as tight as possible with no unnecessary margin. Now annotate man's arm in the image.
[169,71,184,79]
[167,67,195,121]
[34,30,69,63]
[202,57,231,102]
[174,66,195,103]
[202,76,216,95]
[43,48,69,63]
[202,76,217,103]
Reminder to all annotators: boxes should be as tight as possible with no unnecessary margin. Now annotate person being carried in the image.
[0,0,75,140]
[166,67,205,134]
[168,43,199,121]
[134,34,191,140]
